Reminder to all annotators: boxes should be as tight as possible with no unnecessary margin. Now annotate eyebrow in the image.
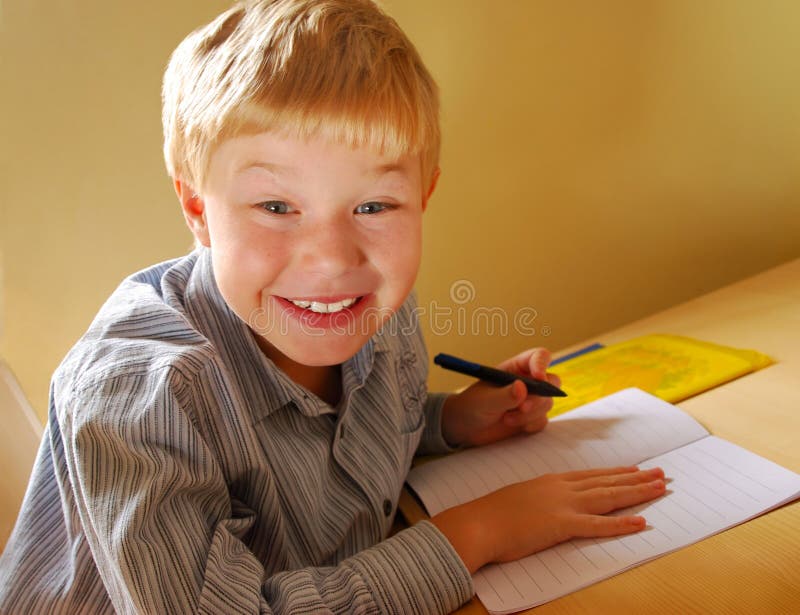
[236,161,292,175]
[370,163,414,185]
[373,163,404,175]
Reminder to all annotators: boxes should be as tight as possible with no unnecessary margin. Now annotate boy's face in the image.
[180,131,435,369]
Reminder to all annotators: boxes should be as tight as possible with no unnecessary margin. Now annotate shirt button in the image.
[383,499,393,517]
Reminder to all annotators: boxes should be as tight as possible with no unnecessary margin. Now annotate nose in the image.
[298,216,365,278]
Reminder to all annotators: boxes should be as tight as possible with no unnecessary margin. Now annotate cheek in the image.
[241,236,289,282]
[372,218,423,279]
[214,225,289,287]
[397,216,423,261]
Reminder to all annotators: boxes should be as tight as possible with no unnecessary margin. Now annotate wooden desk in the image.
[402,258,800,614]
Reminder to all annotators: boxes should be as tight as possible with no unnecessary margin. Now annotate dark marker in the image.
[433,353,567,397]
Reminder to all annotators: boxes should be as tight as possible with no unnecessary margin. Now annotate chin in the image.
[281,336,371,367]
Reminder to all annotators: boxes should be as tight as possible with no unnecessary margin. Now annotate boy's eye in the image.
[258,200,293,214]
[355,201,391,215]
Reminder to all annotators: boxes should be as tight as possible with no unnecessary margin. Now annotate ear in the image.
[421,167,441,213]
[174,179,211,247]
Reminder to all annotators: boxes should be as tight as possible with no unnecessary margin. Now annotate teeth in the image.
[289,297,358,313]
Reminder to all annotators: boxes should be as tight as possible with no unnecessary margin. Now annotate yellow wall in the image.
[2,1,798,421]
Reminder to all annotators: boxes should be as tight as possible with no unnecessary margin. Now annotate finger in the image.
[507,379,528,406]
[502,397,551,427]
[527,348,552,380]
[497,348,552,378]
[581,479,666,515]
[569,514,647,539]
[475,378,527,412]
[503,412,548,431]
[546,372,561,388]
[518,397,551,416]
[559,466,641,481]
[522,412,549,433]
[573,467,665,491]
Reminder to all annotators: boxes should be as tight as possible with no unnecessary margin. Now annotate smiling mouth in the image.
[281,296,365,314]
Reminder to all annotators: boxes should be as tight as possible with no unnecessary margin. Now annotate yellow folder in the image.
[549,334,773,417]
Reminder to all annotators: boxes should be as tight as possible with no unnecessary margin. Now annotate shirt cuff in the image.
[348,520,474,615]
[418,392,457,456]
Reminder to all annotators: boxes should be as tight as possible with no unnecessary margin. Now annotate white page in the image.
[407,388,709,517]
[473,435,800,614]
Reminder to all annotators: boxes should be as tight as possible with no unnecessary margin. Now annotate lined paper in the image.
[405,389,800,614]
[408,388,708,517]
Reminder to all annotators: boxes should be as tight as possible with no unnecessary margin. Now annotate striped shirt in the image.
[0,249,473,614]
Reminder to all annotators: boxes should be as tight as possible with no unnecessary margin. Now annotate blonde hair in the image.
[162,0,440,193]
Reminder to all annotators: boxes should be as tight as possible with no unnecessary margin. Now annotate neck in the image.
[253,336,342,406]
[284,362,343,407]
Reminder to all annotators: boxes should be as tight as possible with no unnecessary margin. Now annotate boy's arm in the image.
[60,370,471,614]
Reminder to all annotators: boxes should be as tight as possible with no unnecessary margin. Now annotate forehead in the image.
[208,131,421,184]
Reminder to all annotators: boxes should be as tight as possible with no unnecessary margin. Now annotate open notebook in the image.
[406,389,800,614]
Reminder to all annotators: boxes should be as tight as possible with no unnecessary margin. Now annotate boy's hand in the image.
[441,348,560,447]
[431,466,666,573]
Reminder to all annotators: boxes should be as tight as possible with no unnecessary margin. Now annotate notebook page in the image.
[407,388,708,517]
[473,435,800,614]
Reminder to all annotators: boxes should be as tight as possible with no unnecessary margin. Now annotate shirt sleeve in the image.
[417,392,458,456]
[58,368,471,615]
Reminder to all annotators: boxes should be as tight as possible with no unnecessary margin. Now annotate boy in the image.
[0,1,665,613]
